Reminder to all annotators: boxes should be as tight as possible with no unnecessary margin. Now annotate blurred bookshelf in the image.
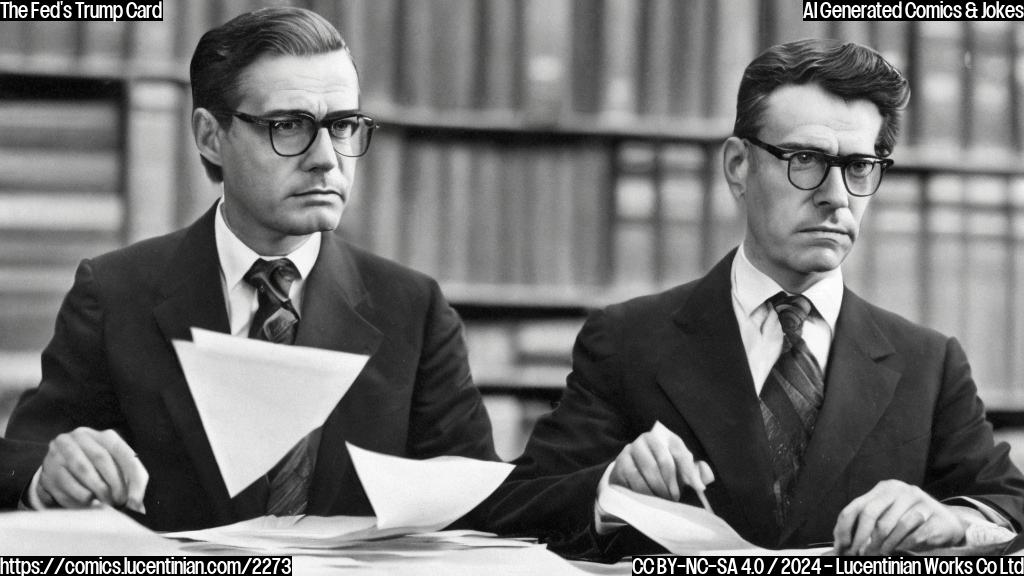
[1,2,1024,460]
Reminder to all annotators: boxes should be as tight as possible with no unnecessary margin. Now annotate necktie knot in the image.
[244,258,300,344]
[244,258,300,308]
[769,292,812,350]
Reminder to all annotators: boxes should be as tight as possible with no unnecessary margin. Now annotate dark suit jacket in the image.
[478,249,1024,560]
[1,204,497,530]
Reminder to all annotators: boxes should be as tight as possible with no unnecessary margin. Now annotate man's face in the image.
[735,83,883,292]
[218,50,359,255]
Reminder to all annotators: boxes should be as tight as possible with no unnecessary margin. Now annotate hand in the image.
[609,421,714,502]
[37,427,148,513]
[832,479,966,555]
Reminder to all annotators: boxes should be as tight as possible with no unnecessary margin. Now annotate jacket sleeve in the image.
[474,307,661,561]
[0,438,47,509]
[405,278,497,462]
[4,259,124,499]
[925,336,1024,529]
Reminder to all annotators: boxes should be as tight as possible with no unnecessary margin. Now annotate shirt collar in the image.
[733,243,843,330]
[214,198,321,291]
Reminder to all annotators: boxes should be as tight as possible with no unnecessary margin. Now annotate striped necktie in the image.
[244,258,318,516]
[758,292,825,526]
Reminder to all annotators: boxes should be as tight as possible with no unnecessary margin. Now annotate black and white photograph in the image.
[2,1,1024,573]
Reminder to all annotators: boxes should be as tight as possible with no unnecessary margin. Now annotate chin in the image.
[283,210,343,235]
[800,252,846,273]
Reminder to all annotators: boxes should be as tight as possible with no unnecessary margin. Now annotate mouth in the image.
[800,226,852,239]
[294,189,345,201]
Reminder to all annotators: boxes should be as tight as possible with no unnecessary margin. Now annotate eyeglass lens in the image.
[271,116,372,157]
[787,153,883,196]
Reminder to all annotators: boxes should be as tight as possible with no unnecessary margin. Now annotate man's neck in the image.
[219,202,312,256]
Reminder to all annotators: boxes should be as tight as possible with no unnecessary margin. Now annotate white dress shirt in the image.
[730,243,841,392]
[213,198,320,334]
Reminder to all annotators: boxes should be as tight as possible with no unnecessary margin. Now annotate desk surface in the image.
[1,507,629,575]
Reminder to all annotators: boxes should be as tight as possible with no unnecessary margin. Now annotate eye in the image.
[846,159,875,179]
[271,118,306,136]
[328,118,356,138]
[789,151,821,169]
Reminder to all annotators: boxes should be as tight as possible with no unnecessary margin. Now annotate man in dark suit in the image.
[479,39,1024,558]
[1,7,496,530]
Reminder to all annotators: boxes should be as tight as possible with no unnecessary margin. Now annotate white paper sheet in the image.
[165,515,385,551]
[172,327,369,496]
[165,447,515,553]
[1,505,187,555]
[164,516,529,555]
[599,483,830,556]
[346,442,514,530]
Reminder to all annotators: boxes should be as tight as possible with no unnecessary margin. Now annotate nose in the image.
[301,127,340,173]
[814,166,849,208]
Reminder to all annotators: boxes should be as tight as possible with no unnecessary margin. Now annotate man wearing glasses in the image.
[480,39,1024,557]
[1,7,497,530]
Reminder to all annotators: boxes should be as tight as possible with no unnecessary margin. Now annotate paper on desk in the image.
[165,447,515,553]
[1,505,187,555]
[165,516,529,555]
[599,483,751,553]
[172,327,369,496]
[166,515,383,552]
[599,484,831,556]
[347,442,514,530]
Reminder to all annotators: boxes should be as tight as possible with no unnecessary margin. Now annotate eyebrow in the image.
[777,142,878,158]
[776,141,831,154]
[257,108,362,119]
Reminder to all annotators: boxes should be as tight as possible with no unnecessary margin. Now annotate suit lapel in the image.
[298,233,384,513]
[655,251,780,541]
[781,289,901,541]
[152,205,252,522]
[152,214,386,520]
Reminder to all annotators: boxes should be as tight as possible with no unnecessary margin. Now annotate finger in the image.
[632,434,675,499]
[833,495,867,553]
[876,496,925,553]
[849,496,893,555]
[896,512,944,552]
[663,437,699,501]
[833,490,880,554]
[76,431,128,507]
[611,447,654,495]
[903,504,965,552]
[39,464,94,509]
[49,434,113,505]
[878,505,928,555]
[697,461,715,486]
[102,432,148,513]
[35,482,57,508]
[662,436,703,495]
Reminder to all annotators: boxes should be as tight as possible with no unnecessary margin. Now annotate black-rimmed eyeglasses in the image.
[745,136,893,197]
[225,111,378,158]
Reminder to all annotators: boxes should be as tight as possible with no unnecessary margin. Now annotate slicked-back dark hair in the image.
[732,38,910,157]
[190,6,356,182]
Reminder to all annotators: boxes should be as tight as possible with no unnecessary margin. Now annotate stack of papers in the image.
[165,444,515,552]
[172,328,369,496]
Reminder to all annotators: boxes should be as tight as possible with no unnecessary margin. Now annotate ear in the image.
[192,108,224,169]
[722,136,750,202]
